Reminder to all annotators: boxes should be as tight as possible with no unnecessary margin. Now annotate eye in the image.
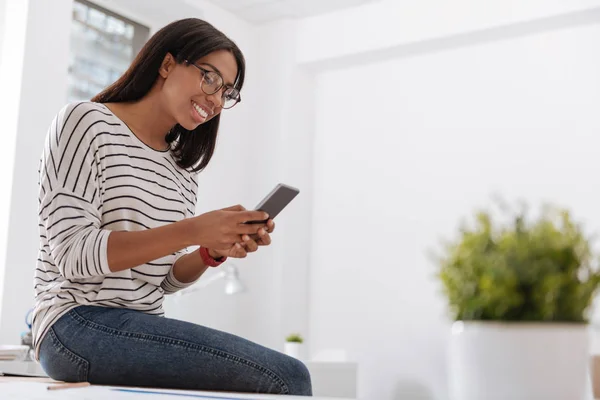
[202,71,217,86]
[223,88,238,100]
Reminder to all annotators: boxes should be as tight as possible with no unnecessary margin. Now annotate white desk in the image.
[0,360,358,399]
[0,380,354,400]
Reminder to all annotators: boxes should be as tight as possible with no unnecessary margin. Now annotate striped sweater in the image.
[33,101,199,358]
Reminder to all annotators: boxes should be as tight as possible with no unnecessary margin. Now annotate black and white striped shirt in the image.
[32,102,199,358]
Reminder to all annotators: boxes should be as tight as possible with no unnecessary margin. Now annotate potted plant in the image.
[434,199,600,400]
[284,333,304,360]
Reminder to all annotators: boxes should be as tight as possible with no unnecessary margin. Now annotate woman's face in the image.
[159,49,238,130]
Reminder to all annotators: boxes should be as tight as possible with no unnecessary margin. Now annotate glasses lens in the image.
[222,88,240,109]
[201,70,222,95]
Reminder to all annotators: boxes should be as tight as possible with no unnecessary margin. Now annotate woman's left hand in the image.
[209,219,275,259]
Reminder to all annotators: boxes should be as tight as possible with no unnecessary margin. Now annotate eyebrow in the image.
[199,62,235,87]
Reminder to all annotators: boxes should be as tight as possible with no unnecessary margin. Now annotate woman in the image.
[33,18,312,396]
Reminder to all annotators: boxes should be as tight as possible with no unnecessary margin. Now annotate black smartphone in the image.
[246,183,300,224]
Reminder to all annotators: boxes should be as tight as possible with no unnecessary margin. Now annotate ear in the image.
[159,52,176,78]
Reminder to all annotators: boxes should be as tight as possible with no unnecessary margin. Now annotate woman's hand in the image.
[187,205,268,251]
[209,218,275,259]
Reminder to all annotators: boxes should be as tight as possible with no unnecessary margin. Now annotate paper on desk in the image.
[0,382,338,400]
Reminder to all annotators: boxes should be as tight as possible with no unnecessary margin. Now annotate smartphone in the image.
[246,183,300,224]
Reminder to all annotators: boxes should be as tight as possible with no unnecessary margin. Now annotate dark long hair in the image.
[91,18,245,172]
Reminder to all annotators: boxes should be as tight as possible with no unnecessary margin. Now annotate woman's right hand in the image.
[187,205,269,250]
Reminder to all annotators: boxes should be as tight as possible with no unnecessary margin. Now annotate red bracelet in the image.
[199,247,226,267]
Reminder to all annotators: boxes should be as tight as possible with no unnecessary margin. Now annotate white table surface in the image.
[0,380,354,400]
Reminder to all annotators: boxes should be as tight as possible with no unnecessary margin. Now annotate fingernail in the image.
[235,243,241,249]
[263,213,269,219]
[243,235,250,241]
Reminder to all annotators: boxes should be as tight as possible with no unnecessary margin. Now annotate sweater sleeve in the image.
[38,102,113,280]
[160,250,195,295]
[160,172,200,294]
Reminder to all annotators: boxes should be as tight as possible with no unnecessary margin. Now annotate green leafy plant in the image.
[434,199,600,323]
[285,333,304,343]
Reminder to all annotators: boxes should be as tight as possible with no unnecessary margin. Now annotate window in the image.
[67,0,149,102]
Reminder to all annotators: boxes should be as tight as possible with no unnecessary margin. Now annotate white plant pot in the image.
[284,342,303,360]
[448,321,592,400]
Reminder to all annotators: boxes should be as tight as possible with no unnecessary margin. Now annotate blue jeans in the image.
[39,306,312,396]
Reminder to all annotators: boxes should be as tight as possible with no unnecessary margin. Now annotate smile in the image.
[192,101,209,119]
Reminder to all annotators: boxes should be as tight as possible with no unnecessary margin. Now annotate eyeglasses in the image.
[184,60,241,109]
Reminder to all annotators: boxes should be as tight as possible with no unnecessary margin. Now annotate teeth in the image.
[193,102,208,118]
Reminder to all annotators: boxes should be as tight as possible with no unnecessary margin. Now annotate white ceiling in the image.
[206,0,380,24]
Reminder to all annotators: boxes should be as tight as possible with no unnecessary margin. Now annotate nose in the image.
[205,89,223,109]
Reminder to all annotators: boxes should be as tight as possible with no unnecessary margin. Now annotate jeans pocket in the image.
[39,327,89,382]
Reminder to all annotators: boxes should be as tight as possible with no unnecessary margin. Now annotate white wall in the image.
[0,0,5,65]
[296,0,600,65]
[309,19,600,400]
[0,0,73,345]
[0,0,22,341]
[0,0,13,341]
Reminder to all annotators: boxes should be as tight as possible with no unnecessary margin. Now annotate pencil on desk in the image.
[47,381,91,391]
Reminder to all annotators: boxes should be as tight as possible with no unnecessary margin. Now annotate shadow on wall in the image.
[392,379,436,400]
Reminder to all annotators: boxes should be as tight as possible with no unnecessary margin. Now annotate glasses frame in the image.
[184,59,241,109]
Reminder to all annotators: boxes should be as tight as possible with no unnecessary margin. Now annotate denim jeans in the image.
[39,306,312,396]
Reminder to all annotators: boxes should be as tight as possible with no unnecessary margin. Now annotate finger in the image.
[257,230,271,246]
[218,235,243,249]
[222,204,246,212]
[236,210,269,224]
[258,228,271,245]
[241,235,259,252]
[237,223,269,235]
[266,219,275,233]
[232,243,247,258]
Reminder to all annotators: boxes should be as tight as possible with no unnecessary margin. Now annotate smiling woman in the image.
[92,18,244,171]
[32,18,312,396]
